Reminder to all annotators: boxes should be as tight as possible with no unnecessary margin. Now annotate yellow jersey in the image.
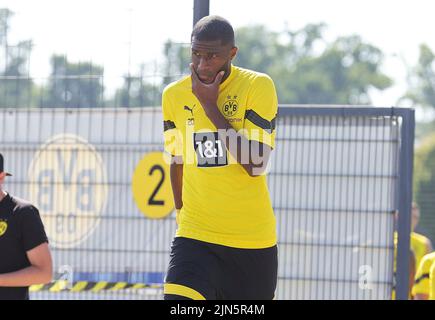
[412,251,435,297]
[430,261,435,300]
[162,64,278,249]
[411,232,432,269]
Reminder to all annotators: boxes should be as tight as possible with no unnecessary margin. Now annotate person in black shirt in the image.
[0,153,52,300]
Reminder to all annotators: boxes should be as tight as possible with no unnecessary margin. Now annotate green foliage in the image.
[162,39,190,88]
[0,8,425,111]
[111,64,160,107]
[234,24,392,104]
[39,55,104,108]
[413,133,435,242]
[402,44,435,109]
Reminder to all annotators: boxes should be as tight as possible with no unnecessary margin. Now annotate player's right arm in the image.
[170,157,183,211]
[162,87,184,222]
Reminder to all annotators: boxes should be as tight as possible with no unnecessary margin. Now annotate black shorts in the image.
[164,237,278,300]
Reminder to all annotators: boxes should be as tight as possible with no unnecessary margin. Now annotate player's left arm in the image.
[199,111,272,177]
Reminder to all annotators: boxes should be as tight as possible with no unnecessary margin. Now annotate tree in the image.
[0,8,35,108]
[234,24,392,104]
[160,24,392,105]
[413,133,435,244]
[161,39,190,88]
[111,64,160,107]
[401,44,435,109]
[41,55,104,108]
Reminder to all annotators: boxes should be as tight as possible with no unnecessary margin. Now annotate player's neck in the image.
[221,64,232,84]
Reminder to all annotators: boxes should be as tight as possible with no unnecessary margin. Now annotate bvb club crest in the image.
[222,96,239,117]
[0,220,7,237]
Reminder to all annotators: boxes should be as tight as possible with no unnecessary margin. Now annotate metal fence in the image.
[272,106,414,300]
[0,105,414,300]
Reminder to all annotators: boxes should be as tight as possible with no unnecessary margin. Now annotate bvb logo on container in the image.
[28,134,108,248]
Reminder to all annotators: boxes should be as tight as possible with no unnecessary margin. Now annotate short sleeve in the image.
[429,263,435,300]
[243,75,278,149]
[412,255,433,296]
[162,88,183,157]
[19,206,48,252]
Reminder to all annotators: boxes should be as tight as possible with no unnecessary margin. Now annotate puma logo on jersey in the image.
[184,105,196,116]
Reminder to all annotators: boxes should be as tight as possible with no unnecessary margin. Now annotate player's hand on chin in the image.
[190,63,224,116]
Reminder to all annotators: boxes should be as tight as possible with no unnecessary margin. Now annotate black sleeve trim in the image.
[163,120,176,132]
[414,273,430,285]
[245,109,276,134]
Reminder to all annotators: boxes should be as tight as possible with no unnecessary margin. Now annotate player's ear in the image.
[230,47,238,60]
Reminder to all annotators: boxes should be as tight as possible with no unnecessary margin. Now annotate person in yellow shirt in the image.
[162,16,278,300]
[409,202,433,299]
[392,203,433,299]
[412,252,435,300]
[429,261,435,300]
[410,202,433,269]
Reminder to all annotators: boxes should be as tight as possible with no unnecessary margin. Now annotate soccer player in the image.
[162,16,278,300]
[0,153,52,300]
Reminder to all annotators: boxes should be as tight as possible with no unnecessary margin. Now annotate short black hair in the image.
[191,15,235,46]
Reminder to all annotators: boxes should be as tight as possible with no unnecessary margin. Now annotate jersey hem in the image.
[175,229,277,249]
